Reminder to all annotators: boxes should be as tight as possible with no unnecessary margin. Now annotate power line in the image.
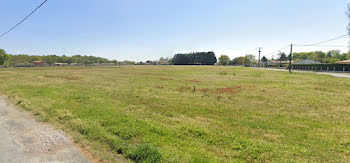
[262,34,350,58]
[301,34,349,46]
[293,44,348,48]
[263,45,290,57]
[213,48,255,51]
[0,0,48,39]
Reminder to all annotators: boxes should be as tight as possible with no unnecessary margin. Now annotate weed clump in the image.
[128,144,162,163]
[219,71,237,76]
[219,71,228,75]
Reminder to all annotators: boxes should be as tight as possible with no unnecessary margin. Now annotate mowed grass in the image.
[0,66,350,162]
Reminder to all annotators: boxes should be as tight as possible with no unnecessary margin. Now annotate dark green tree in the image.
[173,54,188,65]
[201,51,217,65]
[172,52,217,65]
[261,56,268,62]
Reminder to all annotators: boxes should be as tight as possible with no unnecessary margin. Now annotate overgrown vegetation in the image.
[128,144,162,163]
[0,66,349,162]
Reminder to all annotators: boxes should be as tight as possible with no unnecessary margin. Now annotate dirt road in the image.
[0,96,90,163]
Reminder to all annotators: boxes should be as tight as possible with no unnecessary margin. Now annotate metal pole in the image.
[289,44,293,73]
[258,48,261,68]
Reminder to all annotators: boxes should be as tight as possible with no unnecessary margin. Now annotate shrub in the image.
[128,144,162,163]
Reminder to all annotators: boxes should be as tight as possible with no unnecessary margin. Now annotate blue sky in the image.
[0,0,349,61]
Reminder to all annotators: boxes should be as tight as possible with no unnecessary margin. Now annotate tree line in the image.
[2,48,350,67]
[0,49,118,67]
[172,52,217,65]
[218,54,256,66]
[217,50,350,66]
[292,50,350,63]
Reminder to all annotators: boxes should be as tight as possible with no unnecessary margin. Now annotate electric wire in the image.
[0,0,48,38]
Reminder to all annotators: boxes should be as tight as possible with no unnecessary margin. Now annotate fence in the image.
[291,64,350,72]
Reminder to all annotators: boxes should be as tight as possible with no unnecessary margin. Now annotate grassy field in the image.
[0,66,350,162]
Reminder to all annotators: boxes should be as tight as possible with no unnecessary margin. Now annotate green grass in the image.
[0,66,349,162]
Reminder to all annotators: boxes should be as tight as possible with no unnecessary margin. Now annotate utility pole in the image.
[278,51,282,68]
[258,48,261,68]
[245,54,248,67]
[289,44,293,73]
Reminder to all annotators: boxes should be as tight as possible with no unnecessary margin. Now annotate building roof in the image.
[269,61,293,64]
[53,63,69,65]
[295,60,321,64]
[336,60,350,64]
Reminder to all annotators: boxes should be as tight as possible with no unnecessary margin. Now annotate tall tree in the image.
[245,54,255,66]
[261,56,268,62]
[230,57,246,65]
[172,52,217,65]
[218,55,230,65]
[0,49,9,66]
[279,52,288,61]
[173,54,188,65]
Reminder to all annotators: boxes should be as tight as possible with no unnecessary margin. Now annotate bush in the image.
[128,144,162,163]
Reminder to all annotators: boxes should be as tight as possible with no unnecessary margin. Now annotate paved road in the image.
[253,68,350,78]
[0,96,90,163]
[316,72,350,78]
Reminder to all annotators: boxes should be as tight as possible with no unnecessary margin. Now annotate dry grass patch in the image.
[43,75,82,80]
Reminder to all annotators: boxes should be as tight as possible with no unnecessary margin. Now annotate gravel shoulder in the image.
[0,95,90,163]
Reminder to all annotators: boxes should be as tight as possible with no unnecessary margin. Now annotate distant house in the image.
[33,61,46,66]
[268,61,293,64]
[336,60,350,64]
[295,60,321,64]
[70,63,82,66]
[53,63,69,66]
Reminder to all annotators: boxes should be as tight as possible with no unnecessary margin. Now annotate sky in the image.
[0,0,349,61]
